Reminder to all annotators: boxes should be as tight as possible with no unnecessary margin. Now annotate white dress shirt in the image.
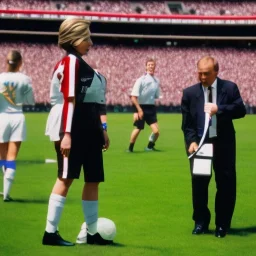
[202,79,217,138]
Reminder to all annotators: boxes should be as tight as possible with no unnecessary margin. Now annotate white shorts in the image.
[0,113,26,142]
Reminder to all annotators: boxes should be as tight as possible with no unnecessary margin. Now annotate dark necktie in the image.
[208,86,212,103]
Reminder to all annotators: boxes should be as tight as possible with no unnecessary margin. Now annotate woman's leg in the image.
[0,142,8,170]
[3,141,21,201]
[81,182,99,235]
[43,178,75,246]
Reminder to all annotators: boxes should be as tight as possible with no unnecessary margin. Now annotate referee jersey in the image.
[131,73,160,105]
[46,51,106,140]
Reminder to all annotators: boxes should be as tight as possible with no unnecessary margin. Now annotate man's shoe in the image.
[215,227,227,238]
[192,224,209,235]
[126,149,133,153]
[76,222,87,244]
[87,232,113,245]
[42,231,75,246]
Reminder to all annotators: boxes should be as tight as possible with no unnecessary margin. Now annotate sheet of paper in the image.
[195,143,213,157]
[193,158,212,176]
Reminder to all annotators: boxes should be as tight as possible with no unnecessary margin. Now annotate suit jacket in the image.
[181,77,246,148]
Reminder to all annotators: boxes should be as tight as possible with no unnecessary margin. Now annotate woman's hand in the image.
[102,130,110,152]
[60,133,71,157]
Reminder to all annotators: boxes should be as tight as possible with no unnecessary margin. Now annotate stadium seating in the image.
[1,1,256,16]
[0,42,255,107]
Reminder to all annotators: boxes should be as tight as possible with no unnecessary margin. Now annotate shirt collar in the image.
[202,78,217,91]
[211,78,217,89]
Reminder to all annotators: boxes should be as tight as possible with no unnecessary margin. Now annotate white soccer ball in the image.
[97,217,116,241]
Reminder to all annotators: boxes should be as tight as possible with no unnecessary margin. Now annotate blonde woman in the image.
[0,50,35,202]
[43,18,110,246]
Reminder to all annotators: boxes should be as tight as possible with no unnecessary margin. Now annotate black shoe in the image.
[215,227,227,238]
[87,232,113,245]
[42,231,75,246]
[192,224,209,235]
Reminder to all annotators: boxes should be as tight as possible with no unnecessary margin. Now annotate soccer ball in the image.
[97,217,116,241]
[76,217,116,244]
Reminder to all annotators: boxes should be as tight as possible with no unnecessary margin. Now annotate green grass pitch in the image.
[0,113,256,256]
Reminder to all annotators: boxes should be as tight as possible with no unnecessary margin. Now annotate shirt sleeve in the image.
[130,77,142,97]
[61,55,79,133]
[60,55,79,98]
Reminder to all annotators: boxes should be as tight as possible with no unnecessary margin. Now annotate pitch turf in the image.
[0,113,256,256]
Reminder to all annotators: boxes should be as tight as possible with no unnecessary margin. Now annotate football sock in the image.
[129,143,134,152]
[45,193,66,233]
[149,132,156,143]
[82,200,98,235]
[4,168,15,200]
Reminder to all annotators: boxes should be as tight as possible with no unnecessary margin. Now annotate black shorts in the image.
[133,105,157,130]
[55,103,105,182]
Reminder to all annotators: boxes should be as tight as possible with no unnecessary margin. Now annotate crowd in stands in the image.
[0,42,255,108]
[1,0,256,16]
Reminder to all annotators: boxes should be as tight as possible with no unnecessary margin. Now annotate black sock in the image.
[129,143,134,152]
[147,141,155,149]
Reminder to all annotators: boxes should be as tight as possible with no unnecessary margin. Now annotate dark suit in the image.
[181,77,246,229]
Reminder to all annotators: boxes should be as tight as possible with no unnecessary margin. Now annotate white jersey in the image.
[131,73,160,105]
[0,72,35,113]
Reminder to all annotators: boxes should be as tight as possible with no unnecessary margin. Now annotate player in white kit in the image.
[0,50,35,202]
[127,58,161,152]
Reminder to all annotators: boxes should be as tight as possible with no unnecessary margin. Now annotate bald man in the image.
[181,56,246,238]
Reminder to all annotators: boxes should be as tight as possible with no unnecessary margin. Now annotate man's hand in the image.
[188,142,198,154]
[133,113,139,122]
[60,133,71,157]
[138,109,144,120]
[204,103,218,116]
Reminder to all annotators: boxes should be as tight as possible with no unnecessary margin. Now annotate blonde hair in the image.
[58,18,91,51]
[6,50,22,72]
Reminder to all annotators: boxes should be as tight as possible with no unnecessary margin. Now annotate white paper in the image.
[193,158,212,175]
[195,144,213,157]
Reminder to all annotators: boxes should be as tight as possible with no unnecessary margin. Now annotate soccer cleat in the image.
[76,222,87,244]
[0,193,13,202]
[126,149,133,153]
[87,232,113,245]
[3,195,14,202]
[144,147,154,151]
[42,231,75,246]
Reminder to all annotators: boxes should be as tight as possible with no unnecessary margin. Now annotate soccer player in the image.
[127,58,161,152]
[43,18,110,246]
[0,50,35,202]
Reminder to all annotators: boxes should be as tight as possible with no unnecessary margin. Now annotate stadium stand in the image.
[0,42,255,109]
[1,0,256,16]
